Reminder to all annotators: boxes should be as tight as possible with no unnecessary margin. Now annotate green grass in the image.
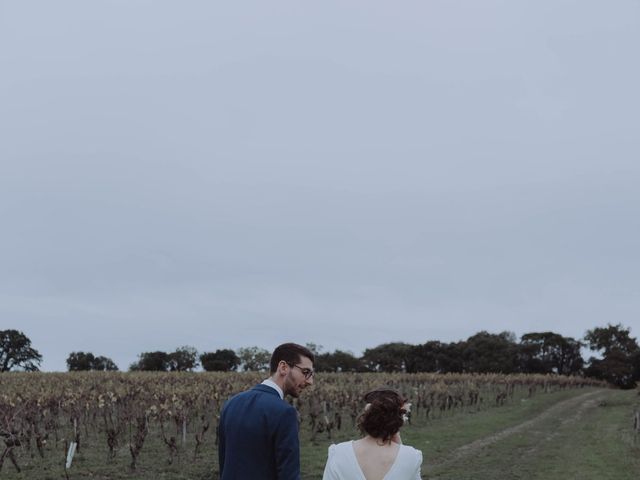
[424,389,640,480]
[513,390,640,480]
[300,388,640,480]
[2,388,638,479]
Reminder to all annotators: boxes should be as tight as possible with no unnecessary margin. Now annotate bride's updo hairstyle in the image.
[357,388,407,443]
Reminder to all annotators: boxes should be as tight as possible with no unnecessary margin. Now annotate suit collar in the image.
[252,384,284,398]
[261,378,284,399]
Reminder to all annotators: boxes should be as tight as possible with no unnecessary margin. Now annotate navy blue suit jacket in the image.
[218,384,300,480]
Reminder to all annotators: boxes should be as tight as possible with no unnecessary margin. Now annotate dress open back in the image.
[322,441,422,480]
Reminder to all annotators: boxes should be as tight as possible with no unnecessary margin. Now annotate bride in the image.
[322,388,423,480]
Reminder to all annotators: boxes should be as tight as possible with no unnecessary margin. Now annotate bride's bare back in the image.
[352,437,401,480]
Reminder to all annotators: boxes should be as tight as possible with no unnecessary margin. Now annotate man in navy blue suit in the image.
[218,343,315,480]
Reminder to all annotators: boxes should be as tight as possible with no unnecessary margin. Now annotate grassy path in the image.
[424,388,640,479]
[301,387,640,479]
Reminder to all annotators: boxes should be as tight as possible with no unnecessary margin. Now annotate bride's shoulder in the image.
[333,441,354,450]
[400,444,423,461]
[327,441,353,455]
[326,441,357,469]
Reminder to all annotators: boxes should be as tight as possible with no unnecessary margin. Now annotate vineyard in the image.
[0,372,607,479]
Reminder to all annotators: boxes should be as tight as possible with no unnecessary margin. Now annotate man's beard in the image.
[283,373,299,398]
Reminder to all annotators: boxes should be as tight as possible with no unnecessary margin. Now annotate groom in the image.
[218,342,315,480]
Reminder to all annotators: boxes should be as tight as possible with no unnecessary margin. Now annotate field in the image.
[0,372,638,479]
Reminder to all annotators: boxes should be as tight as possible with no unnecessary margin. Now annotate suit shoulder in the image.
[221,388,250,406]
[225,386,292,410]
[270,398,297,417]
[254,389,294,410]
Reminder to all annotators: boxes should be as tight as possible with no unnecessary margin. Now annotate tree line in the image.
[1,324,639,388]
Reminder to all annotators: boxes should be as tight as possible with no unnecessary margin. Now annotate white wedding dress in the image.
[322,441,422,480]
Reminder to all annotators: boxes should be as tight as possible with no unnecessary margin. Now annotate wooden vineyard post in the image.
[64,440,77,479]
[0,443,21,473]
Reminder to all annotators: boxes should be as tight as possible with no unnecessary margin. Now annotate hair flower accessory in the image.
[401,402,411,423]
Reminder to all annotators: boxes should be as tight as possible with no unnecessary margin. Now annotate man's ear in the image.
[277,360,289,376]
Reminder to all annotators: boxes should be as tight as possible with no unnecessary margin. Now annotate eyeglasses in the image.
[288,363,315,380]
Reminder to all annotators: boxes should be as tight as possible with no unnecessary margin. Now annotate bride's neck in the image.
[362,435,393,446]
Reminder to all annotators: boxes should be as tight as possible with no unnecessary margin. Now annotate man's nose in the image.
[306,375,314,386]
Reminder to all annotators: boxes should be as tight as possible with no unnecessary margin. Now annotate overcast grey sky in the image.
[1,1,639,371]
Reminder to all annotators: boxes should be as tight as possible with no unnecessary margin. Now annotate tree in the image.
[67,351,95,371]
[518,332,583,375]
[462,331,518,373]
[305,343,323,357]
[584,324,640,389]
[435,342,466,373]
[315,350,363,372]
[92,355,119,371]
[361,343,414,372]
[200,349,240,371]
[67,352,118,371]
[584,324,639,355]
[129,347,198,372]
[0,329,42,372]
[168,346,199,371]
[406,341,465,373]
[129,351,171,371]
[237,346,271,372]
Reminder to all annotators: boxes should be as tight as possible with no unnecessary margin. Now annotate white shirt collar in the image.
[261,378,284,399]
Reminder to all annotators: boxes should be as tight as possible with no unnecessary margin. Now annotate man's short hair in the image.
[270,343,315,374]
